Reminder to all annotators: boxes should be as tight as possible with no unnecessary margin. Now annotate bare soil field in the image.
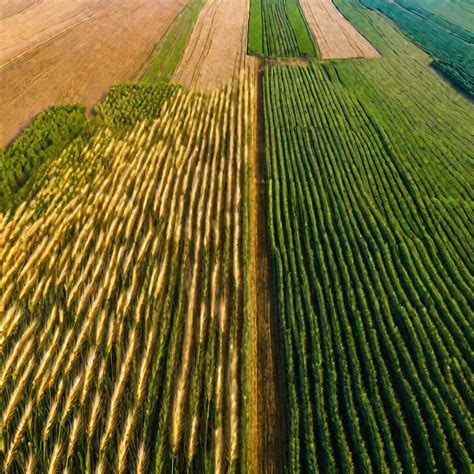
[300,0,380,59]
[0,0,186,146]
[0,0,100,65]
[0,0,35,19]
[172,0,253,91]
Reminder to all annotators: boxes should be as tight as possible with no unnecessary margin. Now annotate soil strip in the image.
[248,59,288,473]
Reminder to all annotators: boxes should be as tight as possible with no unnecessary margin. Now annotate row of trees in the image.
[0,106,87,213]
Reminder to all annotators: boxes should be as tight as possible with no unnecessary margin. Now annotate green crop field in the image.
[248,0,317,57]
[264,59,473,471]
[260,3,473,468]
[1,0,472,471]
[138,0,207,83]
[359,0,474,95]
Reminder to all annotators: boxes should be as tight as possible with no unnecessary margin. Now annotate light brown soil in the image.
[0,0,35,19]
[0,0,186,146]
[172,0,254,91]
[247,61,288,473]
[300,0,380,59]
[0,1,100,65]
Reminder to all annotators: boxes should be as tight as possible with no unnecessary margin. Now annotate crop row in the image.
[264,62,473,471]
[0,71,255,472]
[248,0,316,57]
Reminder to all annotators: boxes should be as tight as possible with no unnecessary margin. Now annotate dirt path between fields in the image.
[248,60,288,473]
[300,0,380,59]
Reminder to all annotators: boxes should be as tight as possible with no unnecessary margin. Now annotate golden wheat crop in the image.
[0,69,255,472]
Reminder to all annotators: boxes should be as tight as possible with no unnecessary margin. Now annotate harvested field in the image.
[0,0,186,146]
[172,0,253,91]
[0,0,99,65]
[0,0,35,19]
[300,0,380,59]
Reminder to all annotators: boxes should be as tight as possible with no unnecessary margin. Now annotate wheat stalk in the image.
[117,409,136,474]
[3,400,33,471]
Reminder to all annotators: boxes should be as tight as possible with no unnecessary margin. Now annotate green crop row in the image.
[138,0,207,84]
[264,59,473,471]
[248,0,317,57]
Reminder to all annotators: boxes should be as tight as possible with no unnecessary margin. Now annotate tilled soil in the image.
[172,0,254,91]
[300,0,380,59]
[247,62,288,474]
[0,0,186,146]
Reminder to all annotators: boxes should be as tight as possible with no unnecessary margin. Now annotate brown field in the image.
[172,0,254,91]
[0,1,99,66]
[300,0,380,59]
[0,0,186,146]
[0,0,36,19]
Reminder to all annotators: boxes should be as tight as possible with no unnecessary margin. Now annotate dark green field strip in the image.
[0,105,87,213]
[248,0,317,57]
[360,0,474,96]
[138,0,206,83]
[405,0,474,32]
[263,61,473,471]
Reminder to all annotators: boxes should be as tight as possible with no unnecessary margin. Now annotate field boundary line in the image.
[248,58,288,473]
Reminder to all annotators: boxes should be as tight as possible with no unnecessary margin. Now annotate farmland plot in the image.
[172,0,253,91]
[0,0,99,66]
[248,0,316,57]
[299,0,379,58]
[0,72,256,472]
[361,0,474,95]
[1,0,472,471]
[264,60,473,471]
[0,0,187,146]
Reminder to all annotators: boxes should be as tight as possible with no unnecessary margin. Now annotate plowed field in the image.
[300,0,379,58]
[0,0,186,146]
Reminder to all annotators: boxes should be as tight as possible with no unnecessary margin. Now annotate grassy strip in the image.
[0,105,87,213]
[139,0,206,83]
[248,0,263,55]
[287,0,317,57]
